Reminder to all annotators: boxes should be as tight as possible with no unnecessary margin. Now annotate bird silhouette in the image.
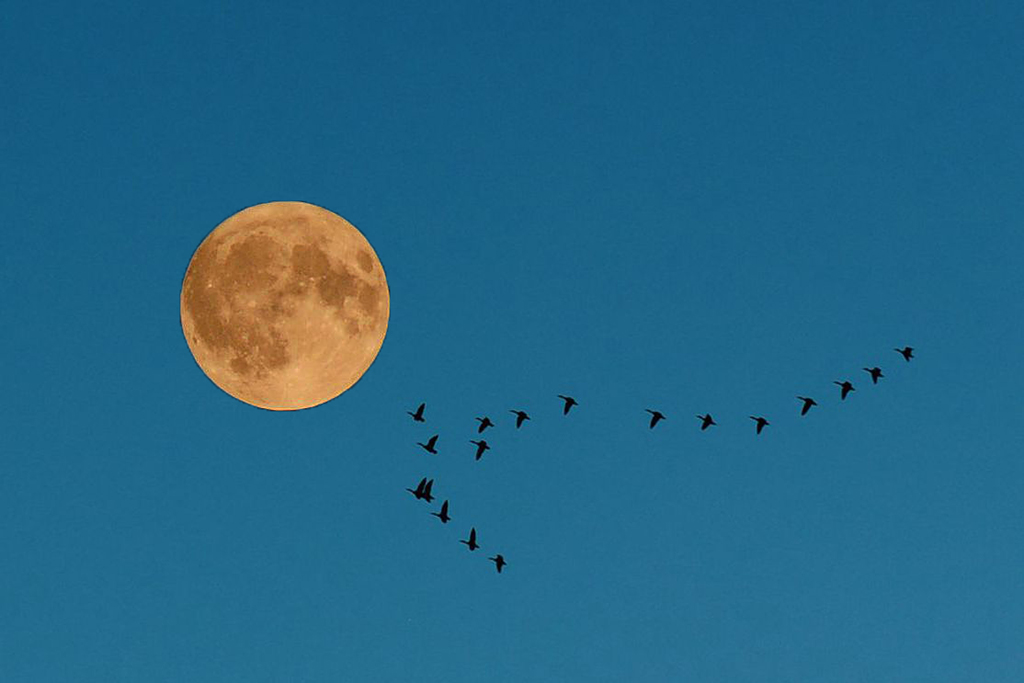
[489,554,507,573]
[895,346,914,362]
[557,395,578,415]
[422,479,435,502]
[406,477,428,500]
[863,366,884,384]
[696,413,717,430]
[797,396,817,416]
[646,409,666,429]
[431,500,450,524]
[749,416,769,434]
[407,402,426,422]
[470,439,490,461]
[460,527,479,551]
[417,434,439,454]
[834,380,855,400]
[475,416,494,433]
[510,410,530,429]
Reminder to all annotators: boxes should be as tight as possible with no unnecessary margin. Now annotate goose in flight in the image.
[557,395,578,415]
[460,527,479,551]
[895,346,914,362]
[696,413,717,430]
[863,366,883,384]
[646,409,666,429]
[475,416,494,433]
[407,402,426,422]
[749,416,769,434]
[510,410,530,429]
[489,554,507,573]
[406,477,428,500]
[797,396,817,416]
[417,434,439,455]
[834,380,855,400]
[431,500,450,524]
[470,439,490,461]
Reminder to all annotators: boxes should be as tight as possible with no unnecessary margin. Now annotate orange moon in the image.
[180,201,389,410]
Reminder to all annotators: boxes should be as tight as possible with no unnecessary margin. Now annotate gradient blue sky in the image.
[2,2,1023,681]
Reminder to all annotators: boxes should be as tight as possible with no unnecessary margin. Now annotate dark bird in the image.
[834,380,855,400]
[417,434,439,454]
[557,395,578,415]
[407,402,426,422]
[749,416,769,434]
[470,439,490,461]
[489,554,507,573]
[797,396,817,416]
[696,413,717,430]
[895,346,914,362]
[863,366,884,384]
[422,479,435,502]
[510,409,530,429]
[460,527,479,551]
[406,477,428,500]
[431,500,450,524]
[475,416,494,433]
[646,409,666,429]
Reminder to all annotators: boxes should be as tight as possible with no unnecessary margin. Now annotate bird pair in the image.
[458,528,507,572]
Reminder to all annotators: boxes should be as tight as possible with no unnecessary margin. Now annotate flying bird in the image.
[895,346,914,362]
[510,409,530,429]
[460,527,479,551]
[834,380,855,400]
[863,366,884,384]
[417,434,439,454]
[470,439,490,461]
[431,500,450,524]
[407,402,426,422]
[475,416,494,433]
[696,413,717,430]
[557,395,578,415]
[797,396,817,416]
[406,477,428,500]
[749,416,769,434]
[646,409,666,429]
[489,554,507,573]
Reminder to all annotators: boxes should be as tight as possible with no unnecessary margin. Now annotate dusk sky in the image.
[2,2,1023,681]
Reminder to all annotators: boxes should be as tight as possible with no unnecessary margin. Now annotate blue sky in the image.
[2,1,1023,681]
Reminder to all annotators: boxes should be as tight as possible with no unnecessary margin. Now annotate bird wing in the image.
[427,435,438,448]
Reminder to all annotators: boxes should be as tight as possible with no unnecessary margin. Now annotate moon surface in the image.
[180,201,389,410]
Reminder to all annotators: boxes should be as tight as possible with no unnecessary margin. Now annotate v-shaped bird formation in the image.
[403,346,916,574]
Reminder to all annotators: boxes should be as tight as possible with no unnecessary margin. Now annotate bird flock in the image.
[405,346,916,574]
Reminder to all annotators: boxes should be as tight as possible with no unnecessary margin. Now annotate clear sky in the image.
[2,1,1022,681]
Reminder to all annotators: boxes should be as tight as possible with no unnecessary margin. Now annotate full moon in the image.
[180,201,389,410]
